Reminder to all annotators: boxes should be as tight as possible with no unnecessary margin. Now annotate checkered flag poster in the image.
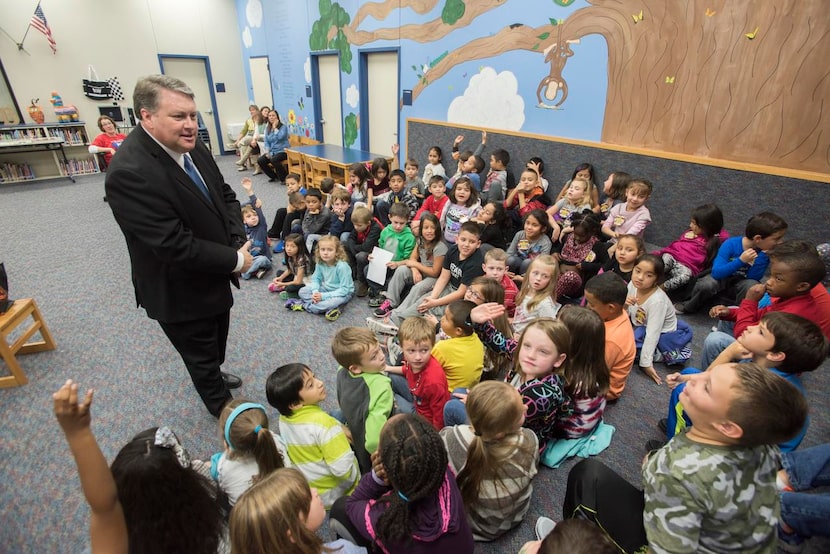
[108,77,124,101]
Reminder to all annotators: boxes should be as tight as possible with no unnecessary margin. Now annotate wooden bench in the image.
[0,298,56,388]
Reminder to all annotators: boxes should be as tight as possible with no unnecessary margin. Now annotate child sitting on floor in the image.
[626,255,692,384]
[286,235,353,322]
[441,381,539,542]
[266,363,359,508]
[240,178,272,279]
[195,399,288,505]
[268,233,309,299]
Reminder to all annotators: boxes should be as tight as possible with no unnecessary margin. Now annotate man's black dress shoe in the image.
[222,372,242,389]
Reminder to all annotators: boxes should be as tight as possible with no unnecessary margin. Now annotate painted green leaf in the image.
[537,32,550,39]
[442,0,466,25]
[319,0,332,16]
[331,4,351,26]
[532,42,540,50]
[344,113,358,147]
[309,19,328,50]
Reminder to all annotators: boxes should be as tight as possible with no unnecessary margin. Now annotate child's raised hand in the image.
[480,130,487,143]
[470,302,505,323]
[391,143,400,156]
[54,379,94,436]
[745,283,766,302]
[739,248,758,265]
[254,198,263,209]
[453,135,464,146]
[241,177,253,193]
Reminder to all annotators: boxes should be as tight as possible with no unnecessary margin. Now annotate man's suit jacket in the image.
[105,125,246,323]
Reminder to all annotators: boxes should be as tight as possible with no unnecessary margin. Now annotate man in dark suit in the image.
[105,75,252,417]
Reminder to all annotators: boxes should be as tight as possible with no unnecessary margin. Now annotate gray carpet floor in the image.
[1,154,827,553]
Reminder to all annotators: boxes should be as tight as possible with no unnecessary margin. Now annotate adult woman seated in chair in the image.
[256,109,289,183]
[88,115,127,169]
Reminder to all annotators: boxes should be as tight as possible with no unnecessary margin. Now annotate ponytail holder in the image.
[473,430,482,437]
[397,491,409,502]
[224,402,267,450]
[254,425,262,435]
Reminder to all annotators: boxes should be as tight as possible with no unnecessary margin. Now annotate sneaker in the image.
[386,335,403,365]
[777,526,805,553]
[268,282,281,293]
[237,166,247,172]
[366,316,398,336]
[255,268,268,279]
[535,517,557,541]
[368,293,385,308]
[325,307,341,321]
[658,418,668,433]
[373,299,393,317]
[355,281,369,297]
[278,291,299,300]
[645,439,667,452]
[285,299,305,311]
[252,168,262,175]
[673,302,687,314]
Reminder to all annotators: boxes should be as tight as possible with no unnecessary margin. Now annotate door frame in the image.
[309,50,343,145]
[358,47,400,153]
[157,54,225,154]
[248,55,274,108]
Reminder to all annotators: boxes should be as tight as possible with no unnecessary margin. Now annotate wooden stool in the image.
[0,298,56,388]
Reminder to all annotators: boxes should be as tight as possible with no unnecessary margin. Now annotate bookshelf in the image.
[0,122,101,184]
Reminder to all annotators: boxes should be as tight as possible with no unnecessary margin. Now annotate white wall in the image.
[0,0,248,147]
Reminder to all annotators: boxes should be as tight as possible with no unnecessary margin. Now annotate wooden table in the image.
[286,144,393,184]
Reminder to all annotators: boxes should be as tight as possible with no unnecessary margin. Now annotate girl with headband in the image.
[193,399,290,505]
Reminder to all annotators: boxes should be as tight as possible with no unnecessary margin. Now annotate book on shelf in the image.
[0,162,35,182]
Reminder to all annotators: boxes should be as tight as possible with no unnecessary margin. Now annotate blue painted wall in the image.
[233,0,606,151]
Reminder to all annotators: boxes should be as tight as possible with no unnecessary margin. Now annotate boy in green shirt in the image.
[367,202,416,306]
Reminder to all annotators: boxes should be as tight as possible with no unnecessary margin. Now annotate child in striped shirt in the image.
[266,363,359,509]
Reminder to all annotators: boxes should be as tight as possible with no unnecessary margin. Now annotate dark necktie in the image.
[183,154,211,201]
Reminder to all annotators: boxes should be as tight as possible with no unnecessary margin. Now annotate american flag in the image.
[30,2,57,54]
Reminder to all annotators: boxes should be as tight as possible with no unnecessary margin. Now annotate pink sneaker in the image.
[268,283,282,293]
[373,299,393,318]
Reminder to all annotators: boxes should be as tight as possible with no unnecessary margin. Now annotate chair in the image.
[288,134,302,147]
[302,154,314,186]
[0,298,56,388]
[299,136,321,146]
[286,150,304,182]
[309,157,333,189]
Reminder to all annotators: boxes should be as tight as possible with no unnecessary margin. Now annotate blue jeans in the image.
[298,287,351,314]
[507,256,533,275]
[443,388,469,426]
[241,255,272,279]
[388,373,414,414]
[700,330,735,369]
[781,443,830,539]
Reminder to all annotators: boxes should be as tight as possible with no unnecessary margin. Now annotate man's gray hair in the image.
[133,75,194,119]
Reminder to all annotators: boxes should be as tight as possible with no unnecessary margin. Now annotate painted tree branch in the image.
[343,0,505,45]
[352,0,439,30]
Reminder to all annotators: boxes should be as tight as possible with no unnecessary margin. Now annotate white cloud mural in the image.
[304,58,311,84]
[242,27,252,48]
[246,0,263,28]
[447,67,525,131]
[346,84,359,108]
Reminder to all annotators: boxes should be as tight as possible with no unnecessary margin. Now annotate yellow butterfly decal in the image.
[705,8,716,17]
[665,76,675,84]
[745,27,759,40]
[632,10,643,23]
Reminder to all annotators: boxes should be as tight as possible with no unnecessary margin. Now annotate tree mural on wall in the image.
[312,0,830,174]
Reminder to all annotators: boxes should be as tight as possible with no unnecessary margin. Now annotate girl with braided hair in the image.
[441,381,539,541]
[329,414,474,553]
